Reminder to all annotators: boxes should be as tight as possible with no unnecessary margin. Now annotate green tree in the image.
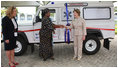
[1,7,19,17]
[1,8,7,17]
[114,6,117,12]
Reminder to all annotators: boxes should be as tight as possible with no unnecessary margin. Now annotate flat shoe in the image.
[50,57,55,60]
[77,57,82,61]
[72,57,77,60]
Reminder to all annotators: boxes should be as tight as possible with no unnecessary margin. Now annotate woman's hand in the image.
[53,31,55,34]
[54,25,65,28]
[65,26,68,29]
[60,25,64,28]
[82,36,86,40]
[65,26,71,29]
[5,40,9,44]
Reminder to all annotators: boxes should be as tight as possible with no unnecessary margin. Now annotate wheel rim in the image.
[85,39,97,52]
[15,41,22,53]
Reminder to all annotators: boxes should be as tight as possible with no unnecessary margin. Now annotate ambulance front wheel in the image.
[83,35,101,55]
[15,36,28,56]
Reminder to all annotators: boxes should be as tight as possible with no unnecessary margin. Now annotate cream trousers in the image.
[73,35,83,58]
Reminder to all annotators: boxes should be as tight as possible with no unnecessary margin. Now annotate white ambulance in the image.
[15,1,115,56]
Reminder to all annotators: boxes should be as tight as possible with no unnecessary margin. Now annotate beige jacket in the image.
[68,17,86,36]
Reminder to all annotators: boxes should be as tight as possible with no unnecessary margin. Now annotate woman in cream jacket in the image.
[66,9,86,60]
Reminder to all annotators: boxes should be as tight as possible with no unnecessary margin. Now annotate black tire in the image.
[83,35,101,55]
[15,36,28,56]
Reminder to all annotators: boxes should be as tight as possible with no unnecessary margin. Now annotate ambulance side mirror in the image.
[33,16,41,25]
[36,16,41,22]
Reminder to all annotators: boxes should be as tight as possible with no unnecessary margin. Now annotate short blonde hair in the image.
[6,6,16,19]
[73,9,80,16]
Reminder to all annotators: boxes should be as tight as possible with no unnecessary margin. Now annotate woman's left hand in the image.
[53,31,55,34]
[82,36,86,40]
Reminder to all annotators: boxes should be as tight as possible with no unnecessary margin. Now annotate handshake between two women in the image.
[54,25,70,29]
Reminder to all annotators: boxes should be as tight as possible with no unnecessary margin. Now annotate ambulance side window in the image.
[49,9,56,22]
[36,9,56,22]
[83,7,111,20]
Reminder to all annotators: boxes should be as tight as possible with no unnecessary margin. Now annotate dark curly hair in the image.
[42,8,50,18]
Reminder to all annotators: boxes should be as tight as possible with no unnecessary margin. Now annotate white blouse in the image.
[11,18,18,36]
[11,18,17,29]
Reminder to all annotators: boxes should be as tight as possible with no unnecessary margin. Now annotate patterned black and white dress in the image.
[39,17,55,60]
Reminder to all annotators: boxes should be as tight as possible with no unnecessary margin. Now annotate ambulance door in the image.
[60,7,74,42]
[33,9,42,43]
[60,7,82,42]
[33,8,59,43]
[49,8,59,42]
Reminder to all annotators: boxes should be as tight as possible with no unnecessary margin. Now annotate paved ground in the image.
[1,35,117,67]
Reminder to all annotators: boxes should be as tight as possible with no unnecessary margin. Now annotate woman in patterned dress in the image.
[39,8,64,61]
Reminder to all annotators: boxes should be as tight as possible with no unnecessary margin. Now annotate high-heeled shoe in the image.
[12,62,19,65]
[9,63,15,67]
